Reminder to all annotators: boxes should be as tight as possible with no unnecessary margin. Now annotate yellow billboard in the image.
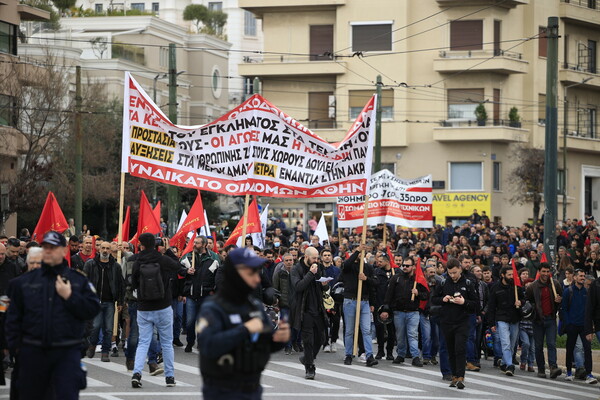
[432,192,491,224]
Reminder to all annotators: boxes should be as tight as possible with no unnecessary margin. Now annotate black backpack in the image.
[139,262,165,301]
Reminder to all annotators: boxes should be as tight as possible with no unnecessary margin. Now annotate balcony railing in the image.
[564,128,598,139]
[562,61,597,75]
[561,0,599,10]
[243,53,335,64]
[440,118,522,128]
[438,49,523,60]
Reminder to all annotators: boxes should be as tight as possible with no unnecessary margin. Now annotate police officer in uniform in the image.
[197,247,290,400]
[5,231,101,400]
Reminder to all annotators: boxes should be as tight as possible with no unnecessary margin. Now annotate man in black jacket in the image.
[290,246,328,379]
[585,272,600,352]
[431,258,479,390]
[71,236,94,271]
[373,254,395,360]
[131,233,191,389]
[340,244,378,367]
[83,241,124,362]
[380,256,429,367]
[487,266,523,376]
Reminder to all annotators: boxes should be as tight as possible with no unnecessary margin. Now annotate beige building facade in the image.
[239,0,600,227]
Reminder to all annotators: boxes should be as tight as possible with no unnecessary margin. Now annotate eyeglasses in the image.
[401,264,412,268]
[28,261,41,265]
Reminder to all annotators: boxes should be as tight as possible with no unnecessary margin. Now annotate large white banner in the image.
[337,170,433,228]
[121,73,375,198]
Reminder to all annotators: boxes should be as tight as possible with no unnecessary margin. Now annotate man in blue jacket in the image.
[6,231,101,400]
[563,269,597,383]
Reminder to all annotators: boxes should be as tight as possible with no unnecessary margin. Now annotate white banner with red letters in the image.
[121,72,375,198]
[337,170,433,228]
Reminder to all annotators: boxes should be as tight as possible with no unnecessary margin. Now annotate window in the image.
[212,67,222,98]
[493,162,501,191]
[539,94,546,125]
[588,40,597,74]
[308,92,335,129]
[131,2,144,11]
[450,20,483,51]
[244,10,257,36]
[449,162,483,191]
[349,89,393,119]
[351,23,392,52]
[94,3,103,13]
[493,20,501,55]
[159,47,168,68]
[539,27,547,58]
[0,94,17,127]
[309,25,333,61]
[447,88,484,120]
[558,169,566,195]
[0,21,17,56]
[380,163,396,174]
[152,2,159,12]
[208,1,222,11]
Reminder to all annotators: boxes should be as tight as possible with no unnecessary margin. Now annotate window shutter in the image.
[450,20,483,51]
[352,24,392,52]
[310,25,334,61]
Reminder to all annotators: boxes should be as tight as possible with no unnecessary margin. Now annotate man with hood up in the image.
[197,247,290,399]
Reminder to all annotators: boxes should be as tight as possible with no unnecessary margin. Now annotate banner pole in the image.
[240,194,250,247]
[114,171,125,341]
[382,224,387,248]
[352,194,370,356]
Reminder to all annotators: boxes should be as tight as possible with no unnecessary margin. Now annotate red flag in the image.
[64,247,71,267]
[211,231,218,253]
[137,191,162,238]
[414,257,429,292]
[90,236,97,260]
[169,192,205,251]
[540,252,548,263]
[224,200,262,247]
[129,232,139,253]
[535,271,540,280]
[512,258,522,287]
[153,201,162,237]
[387,246,399,269]
[32,192,69,240]
[114,206,131,242]
[180,232,197,257]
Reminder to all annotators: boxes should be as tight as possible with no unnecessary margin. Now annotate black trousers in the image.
[566,325,592,374]
[325,303,342,345]
[301,312,325,366]
[375,318,396,354]
[441,321,469,378]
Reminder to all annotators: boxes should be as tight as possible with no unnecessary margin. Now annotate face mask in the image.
[274,242,280,248]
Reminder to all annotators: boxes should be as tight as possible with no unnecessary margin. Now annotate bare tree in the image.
[509,145,545,224]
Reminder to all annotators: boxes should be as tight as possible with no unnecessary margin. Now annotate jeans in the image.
[89,302,115,354]
[419,313,432,359]
[431,315,451,376]
[565,325,592,374]
[492,328,503,361]
[533,317,558,371]
[172,299,183,340]
[125,301,160,363]
[519,329,535,366]
[185,297,206,347]
[466,314,477,363]
[497,321,519,367]
[343,299,373,357]
[393,311,419,358]
[134,306,175,377]
[574,336,584,368]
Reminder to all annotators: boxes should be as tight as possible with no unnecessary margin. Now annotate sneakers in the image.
[101,353,110,362]
[344,356,352,365]
[323,345,332,353]
[165,376,176,387]
[466,362,480,372]
[537,371,547,379]
[392,356,404,364]
[505,365,515,376]
[412,357,423,367]
[550,367,563,379]
[86,346,95,359]
[297,343,304,352]
[449,376,458,387]
[442,374,453,381]
[330,343,337,353]
[366,355,378,367]
[149,363,164,376]
[305,364,315,380]
[131,373,142,388]
[422,358,431,366]
[456,377,465,390]
[292,343,300,353]
[375,350,385,360]
[111,346,119,357]
[358,354,367,363]
[284,346,292,355]
[184,345,193,353]
[156,353,163,365]
[565,373,574,381]
[126,359,134,371]
[575,367,587,380]
[586,375,598,384]
[386,354,395,361]
[173,338,184,347]
[430,356,438,365]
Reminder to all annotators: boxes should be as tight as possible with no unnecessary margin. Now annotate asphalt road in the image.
[2,343,599,400]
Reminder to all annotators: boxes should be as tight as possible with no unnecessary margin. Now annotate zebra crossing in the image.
[1,351,599,399]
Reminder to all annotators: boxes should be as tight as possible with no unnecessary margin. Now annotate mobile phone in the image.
[61,276,69,284]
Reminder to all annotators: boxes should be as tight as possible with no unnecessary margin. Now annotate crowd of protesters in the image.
[2,210,600,393]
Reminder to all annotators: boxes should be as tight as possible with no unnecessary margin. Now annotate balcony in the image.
[560,0,600,29]
[559,63,600,89]
[17,4,50,21]
[0,126,25,158]
[239,0,345,17]
[239,56,347,77]
[433,120,529,143]
[436,0,528,9]
[562,130,600,153]
[434,49,529,75]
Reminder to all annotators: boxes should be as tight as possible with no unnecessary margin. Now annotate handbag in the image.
[323,289,335,310]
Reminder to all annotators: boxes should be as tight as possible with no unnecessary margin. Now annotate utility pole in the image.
[543,17,559,266]
[374,75,382,172]
[167,43,178,236]
[74,65,82,236]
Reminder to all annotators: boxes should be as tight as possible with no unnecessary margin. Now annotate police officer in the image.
[5,231,101,400]
[197,247,290,400]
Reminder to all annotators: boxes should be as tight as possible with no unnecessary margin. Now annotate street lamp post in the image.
[562,77,592,222]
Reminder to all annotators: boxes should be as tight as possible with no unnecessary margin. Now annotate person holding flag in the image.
[486,260,524,376]
[379,255,429,367]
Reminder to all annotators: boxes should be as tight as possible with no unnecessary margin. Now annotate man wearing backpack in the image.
[130,233,192,388]
[180,236,221,353]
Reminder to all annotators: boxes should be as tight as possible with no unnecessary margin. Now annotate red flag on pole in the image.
[114,206,131,242]
[90,236,97,260]
[224,200,262,247]
[512,258,522,287]
[180,232,197,257]
[211,231,218,253]
[153,201,162,237]
[170,192,205,251]
[540,252,548,263]
[414,257,429,292]
[387,246,399,269]
[32,192,69,240]
[138,191,162,237]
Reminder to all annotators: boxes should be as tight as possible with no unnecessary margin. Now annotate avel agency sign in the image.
[121,72,375,198]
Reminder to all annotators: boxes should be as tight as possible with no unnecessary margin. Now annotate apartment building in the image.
[0,0,49,236]
[238,0,600,227]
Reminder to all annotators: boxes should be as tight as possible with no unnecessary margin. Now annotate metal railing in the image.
[561,0,599,10]
[564,128,598,139]
[562,61,598,75]
[438,49,523,60]
[440,119,523,128]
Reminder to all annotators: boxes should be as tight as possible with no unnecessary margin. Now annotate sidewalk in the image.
[555,348,600,375]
